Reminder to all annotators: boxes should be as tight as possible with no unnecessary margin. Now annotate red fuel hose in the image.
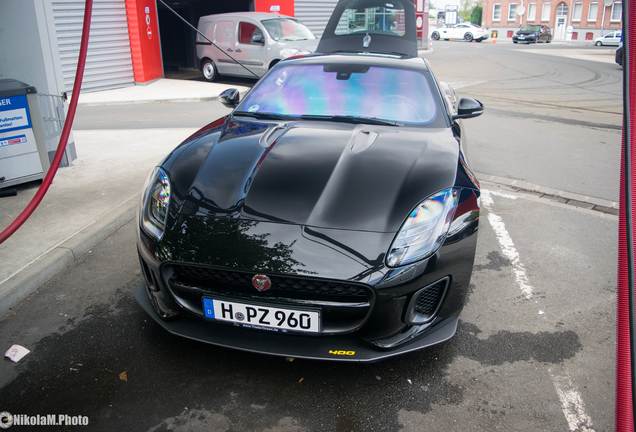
[0,0,92,245]
[617,0,634,429]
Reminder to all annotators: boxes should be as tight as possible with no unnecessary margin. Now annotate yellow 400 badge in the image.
[328,349,356,356]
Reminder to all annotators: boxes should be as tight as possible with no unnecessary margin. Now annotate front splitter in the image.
[135,285,458,362]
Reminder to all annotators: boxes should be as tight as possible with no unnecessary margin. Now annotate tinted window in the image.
[262,18,315,41]
[237,63,439,125]
[335,3,406,36]
[239,22,263,44]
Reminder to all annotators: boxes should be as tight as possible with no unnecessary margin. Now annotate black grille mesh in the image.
[171,265,371,302]
[414,280,446,316]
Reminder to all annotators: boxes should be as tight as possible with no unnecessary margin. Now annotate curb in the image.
[78,90,250,108]
[0,197,138,318]
[478,172,619,214]
[78,96,220,107]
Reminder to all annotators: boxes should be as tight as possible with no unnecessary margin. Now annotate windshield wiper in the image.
[298,114,401,126]
[233,111,290,121]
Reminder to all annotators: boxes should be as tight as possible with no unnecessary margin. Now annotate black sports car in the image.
[136,0,482,361]
[512,25,553,44]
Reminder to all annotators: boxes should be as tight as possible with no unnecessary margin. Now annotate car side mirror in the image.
[251,32,265,45]
[453,97,484,120]
[219,88,240,108]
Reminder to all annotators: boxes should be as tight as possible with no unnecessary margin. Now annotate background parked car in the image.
[431,23,489,42]
[196,12,317,81]
[512,25,552,43]
[595,31,622,47]
[616,43,624,67]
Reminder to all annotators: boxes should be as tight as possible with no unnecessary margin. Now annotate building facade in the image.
[481,0,622,40]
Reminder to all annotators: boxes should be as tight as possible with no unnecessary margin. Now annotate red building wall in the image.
[481,0,622,38]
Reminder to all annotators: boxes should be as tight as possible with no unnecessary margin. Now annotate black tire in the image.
[432,32,440,40]
[546,38,551,43]
[464,32,474,42]
[476,38,483,43]
[201,59,217,82]
[595,41,603,46]
[513,40,518,44]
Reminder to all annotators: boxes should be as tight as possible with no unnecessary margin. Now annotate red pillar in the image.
[125,0,163,83]
[616,0,634,430]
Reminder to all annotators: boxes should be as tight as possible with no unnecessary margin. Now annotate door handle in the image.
[235,48,242,53]
[226,48,234,52]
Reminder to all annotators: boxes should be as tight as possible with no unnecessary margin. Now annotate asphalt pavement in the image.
[0,41,620,431]
[0,185,615,431]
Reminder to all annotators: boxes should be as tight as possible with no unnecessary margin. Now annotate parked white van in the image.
[196,12,318,81]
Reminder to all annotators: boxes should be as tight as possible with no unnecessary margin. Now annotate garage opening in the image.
[157,0,254,77]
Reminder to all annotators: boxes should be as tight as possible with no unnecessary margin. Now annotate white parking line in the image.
[481,191,533,299]
[481,189,596,432]
[552,373,596,432]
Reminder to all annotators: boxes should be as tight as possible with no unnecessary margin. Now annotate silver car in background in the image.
[196,12,318,81]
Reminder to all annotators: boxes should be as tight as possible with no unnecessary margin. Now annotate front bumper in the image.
[136,283,459,362]
[513,35,537,42]
[135,190,479,361]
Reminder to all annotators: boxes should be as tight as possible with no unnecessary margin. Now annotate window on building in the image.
[541,2,551,20]
[238,22,264,45]
[572,2,583,21]
[527,3,537,20]
[508,4,518,20]
[587,2,598,21]
[611,1,622,22]
[493,4,502,21]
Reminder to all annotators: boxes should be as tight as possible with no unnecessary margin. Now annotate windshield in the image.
[236,63,438,125]
[520,25,541,32]
[262,18,315,41]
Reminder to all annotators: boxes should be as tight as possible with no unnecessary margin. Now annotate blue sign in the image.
[0,95,32,134]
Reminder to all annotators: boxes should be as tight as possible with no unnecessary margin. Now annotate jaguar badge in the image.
[252,274,272,292]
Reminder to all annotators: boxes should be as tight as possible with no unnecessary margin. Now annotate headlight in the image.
[141,167,171,240]
[280,48,311,59]
[386,188,459,267]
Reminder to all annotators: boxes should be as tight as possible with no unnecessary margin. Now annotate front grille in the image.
[415,283,445,315]
[165,264,373,334]
[172,265,370,302]
[409,278,448,324]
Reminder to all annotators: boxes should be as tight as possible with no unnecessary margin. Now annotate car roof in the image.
[281,53,430,72]
[199,12,292,22]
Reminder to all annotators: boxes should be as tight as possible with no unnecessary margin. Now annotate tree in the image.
[458,0,473,21]
[470,5,483,25]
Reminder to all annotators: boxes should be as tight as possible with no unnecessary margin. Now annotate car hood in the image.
[164,117,459,234]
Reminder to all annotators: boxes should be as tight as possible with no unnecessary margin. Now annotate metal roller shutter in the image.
[50,0,134,92]
[294,0,340,38]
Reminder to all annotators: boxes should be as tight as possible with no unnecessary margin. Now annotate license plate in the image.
[202,297,320,333]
